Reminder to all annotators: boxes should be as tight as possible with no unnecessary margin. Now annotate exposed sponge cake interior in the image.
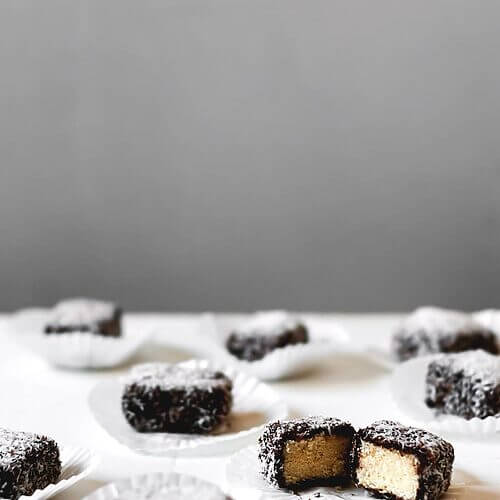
[282,435,351,486]
[356,441,420,500]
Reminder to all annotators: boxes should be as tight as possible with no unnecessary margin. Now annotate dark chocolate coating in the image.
[352,420,454,500]
[392,309,498,362]
[226,323,308,361]
[44,299,122,337]
[0,428,61,500]
[425,352,500,419]
[258,417,355,489]
[122,364,233,434]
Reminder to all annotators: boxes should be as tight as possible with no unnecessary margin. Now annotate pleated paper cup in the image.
[391,355,500,438]
[83,472,229,500]
[9,308,150,369]
[198,313,351,381]
[88,359,288,457]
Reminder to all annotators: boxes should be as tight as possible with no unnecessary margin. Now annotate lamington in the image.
[352,421,454,500]
[258,417,355,489]
[121,362,233,434]
[425,350,500,419]
[44,298,122,337]
[226,311,308,361]
[392,307,498,362]
[0,428,61,500]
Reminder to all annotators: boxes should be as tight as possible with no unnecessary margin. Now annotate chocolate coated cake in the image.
[258,417,355,489]
[392,307,498,362]
[226,311,308,361]
[0,428,61,500]
[425,350,500,419]
[122,362,233,434]
[352,420,454,500]
[44,298,122,337]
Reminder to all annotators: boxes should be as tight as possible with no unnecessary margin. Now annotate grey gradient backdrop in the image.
[1,1,500,311]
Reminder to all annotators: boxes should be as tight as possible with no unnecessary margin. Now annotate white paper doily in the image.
[8,308,150,369]
[88,359,288,457]
[82,472,228,500]
[198,314,352,381]
[226,446,495,500]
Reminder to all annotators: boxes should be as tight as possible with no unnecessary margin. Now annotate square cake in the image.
[392,307,498,362]
[352,420,454,500]
[0,428,61,500]
[121,362,233,433]
[258,417,355,489]
[226,311,308,361]
[44,298,122,337]
[425,350,500,419]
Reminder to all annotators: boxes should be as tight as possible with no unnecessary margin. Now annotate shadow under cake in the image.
[352,420,454,500]
[0,428,61,500]
[392,307,498,362]
[44,297,122,337]
[121,362,233,433]
[226,311,308,361]
[425,350,500,419]
[258,417,355,489]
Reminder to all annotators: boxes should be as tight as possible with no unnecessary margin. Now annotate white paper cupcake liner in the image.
[88,359,288,457]
[391,355,500,437]
[82,472,228,500]
[198,314,352,381]
[226,446,494,500]
[13,446,99,500]
[8,308,150,369]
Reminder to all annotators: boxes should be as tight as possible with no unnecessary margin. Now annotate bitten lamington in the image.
[44,298,122,337]
[352,420,454,500]
[258,417,355,489]
[122,362,233,434]
[0,428,61,500]
[392,307,498,362]
[226,311,308,361]
[425,350,500,420]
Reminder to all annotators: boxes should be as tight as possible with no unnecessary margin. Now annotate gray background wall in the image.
[1,0,500,311]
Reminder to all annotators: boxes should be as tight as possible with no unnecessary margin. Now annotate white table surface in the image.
[1,313,499,499]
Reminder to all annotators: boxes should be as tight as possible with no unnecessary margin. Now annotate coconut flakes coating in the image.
[44,298,122,337]
[352,420,454,500]
[258,416,355,489]
[0,428,61,500]
[392,307,498,361]
[226,311,308,361]
[425,350,500,419]
[122,362,233,434]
